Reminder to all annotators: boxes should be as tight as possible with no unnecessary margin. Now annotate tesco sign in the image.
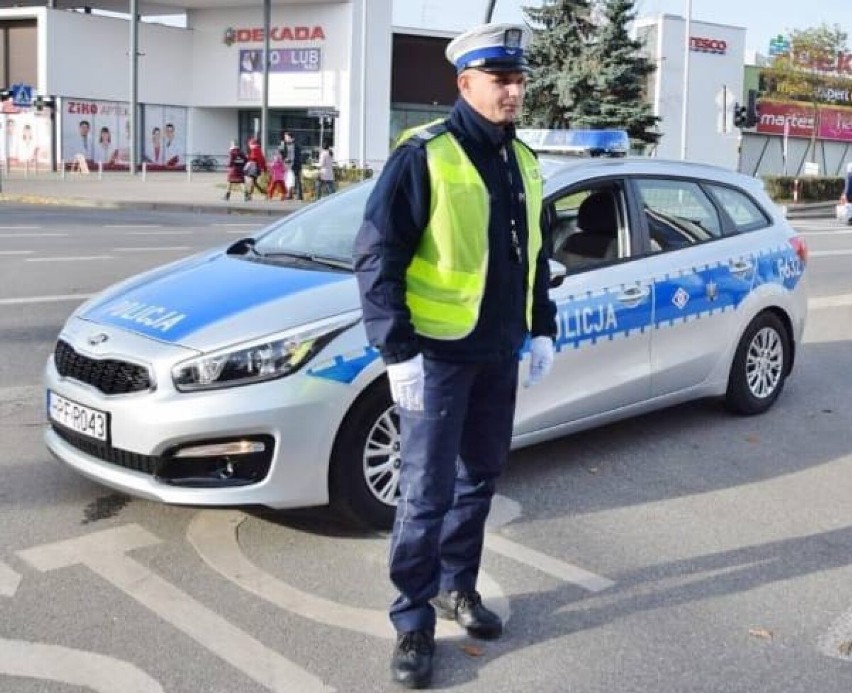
[690,36,727,55]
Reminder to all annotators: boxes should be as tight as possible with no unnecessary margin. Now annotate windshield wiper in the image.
[259,250,352,270]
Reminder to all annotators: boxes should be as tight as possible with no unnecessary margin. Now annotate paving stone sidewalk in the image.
[0,169,305,216]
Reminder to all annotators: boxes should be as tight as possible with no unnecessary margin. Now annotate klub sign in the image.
[224,26,325,46]
[757,99,852,142]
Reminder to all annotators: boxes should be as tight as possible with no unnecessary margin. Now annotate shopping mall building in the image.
[1,0,849,176]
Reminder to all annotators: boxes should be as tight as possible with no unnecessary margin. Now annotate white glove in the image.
[525,336,555,388]
[386,354,424,411]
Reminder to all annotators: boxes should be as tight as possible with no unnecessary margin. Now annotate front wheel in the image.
[329,381,398,530]
[725,312,790,415]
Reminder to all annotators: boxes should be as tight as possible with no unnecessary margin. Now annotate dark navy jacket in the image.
[353,98,557,364]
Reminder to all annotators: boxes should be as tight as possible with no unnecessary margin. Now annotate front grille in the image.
[52,424,159,475]
[54,339,152,394]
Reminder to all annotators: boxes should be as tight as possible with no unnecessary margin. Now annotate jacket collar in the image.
[449,97,516,150]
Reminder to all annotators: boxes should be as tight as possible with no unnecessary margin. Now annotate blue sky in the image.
[485,0,852,55]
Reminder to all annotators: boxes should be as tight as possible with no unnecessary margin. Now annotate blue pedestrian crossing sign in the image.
[10,83,33,108]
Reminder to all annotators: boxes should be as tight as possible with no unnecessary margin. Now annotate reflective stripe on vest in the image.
[405,132,543,340]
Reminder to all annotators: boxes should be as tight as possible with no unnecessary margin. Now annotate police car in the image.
[44,152,808,529]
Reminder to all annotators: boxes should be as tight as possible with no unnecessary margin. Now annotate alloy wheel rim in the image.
[745,327,783,399]
[362,405,401,506]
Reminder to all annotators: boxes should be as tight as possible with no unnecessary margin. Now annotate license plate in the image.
[47,391,109,442]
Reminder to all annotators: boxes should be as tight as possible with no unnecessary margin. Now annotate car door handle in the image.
[729,259,753,275]
[617,286,650,304]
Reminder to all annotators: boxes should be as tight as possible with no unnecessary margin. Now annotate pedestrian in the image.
[316,138,335,199]
[267,152,287,200]
[282,131,303,200]
[245,137,267,200]
[353,22,557,690]
[842,162,852,203]
[224,142,249,201]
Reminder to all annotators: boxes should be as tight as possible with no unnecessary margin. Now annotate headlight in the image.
[171,311,360,391]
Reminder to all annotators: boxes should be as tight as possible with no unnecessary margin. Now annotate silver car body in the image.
[44,157,808,515]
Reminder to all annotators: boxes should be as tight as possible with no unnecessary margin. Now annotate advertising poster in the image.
[62,98,129,168]
[2,107,52,168]
[142,104,187,169]
[756,99,852,143]
[61,99,187,170]
[238,48,322,100]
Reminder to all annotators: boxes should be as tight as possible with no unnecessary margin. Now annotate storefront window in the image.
[238,109,335,163]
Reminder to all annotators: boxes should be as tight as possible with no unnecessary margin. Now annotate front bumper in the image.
[43,332,353,509]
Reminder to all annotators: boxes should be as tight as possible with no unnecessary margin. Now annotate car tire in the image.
[329,380,398,530]
[725,311,790,416]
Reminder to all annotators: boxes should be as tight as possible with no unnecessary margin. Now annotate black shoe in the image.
[390,629,434,689]
[433,590,502,640]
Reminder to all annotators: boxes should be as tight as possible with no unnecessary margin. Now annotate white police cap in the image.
[445,22,532,73]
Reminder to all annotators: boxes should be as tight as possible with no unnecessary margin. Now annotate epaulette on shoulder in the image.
[395,119,449,149]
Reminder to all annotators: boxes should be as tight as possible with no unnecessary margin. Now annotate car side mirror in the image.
[548,258,567,288]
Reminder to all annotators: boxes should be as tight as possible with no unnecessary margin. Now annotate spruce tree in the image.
[522,0,660,148]
[522,0,597,129]
[577,0,660,146]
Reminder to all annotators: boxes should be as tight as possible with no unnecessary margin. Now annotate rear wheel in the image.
[329,381,398,530]
[725,312,790,415]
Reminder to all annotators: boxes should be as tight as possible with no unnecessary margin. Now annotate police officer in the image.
[354,22,557,689]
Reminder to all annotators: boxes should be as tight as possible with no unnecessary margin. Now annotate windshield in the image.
[253,180,376,264]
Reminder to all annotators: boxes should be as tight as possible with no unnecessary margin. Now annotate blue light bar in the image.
[516,129,629,157]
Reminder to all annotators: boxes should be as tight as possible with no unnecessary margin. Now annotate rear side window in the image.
[635,178,722,252]
[706,184,770,233]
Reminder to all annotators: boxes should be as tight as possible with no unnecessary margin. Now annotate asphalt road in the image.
[1,207,852,693]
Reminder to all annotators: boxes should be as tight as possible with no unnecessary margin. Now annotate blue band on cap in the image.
[455,45,524,70]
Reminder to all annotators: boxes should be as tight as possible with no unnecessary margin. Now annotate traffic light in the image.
[745,89,759,128]
[733,103,748,128]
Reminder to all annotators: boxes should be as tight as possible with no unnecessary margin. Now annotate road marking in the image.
[103,225,163,229]
[126,230,192,236]
[0,250,34,255]
[213,223,262,227]
[26,256,113,262]
[819,606,852,662]
[484,534,615,592]
[0,639,164,693]
[800,229,852,236]
[0,232,66,238]
[486,495,615,592]
[18,524,333,693]
[0,561,21,597]
[187,510,503,640]
[0,225,41,230]
[809,293,852,310]
[110,246,192,252]
[0,293,93,306]
[810,249,852,257]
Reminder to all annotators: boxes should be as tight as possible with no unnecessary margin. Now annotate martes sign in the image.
[224,26,326,46]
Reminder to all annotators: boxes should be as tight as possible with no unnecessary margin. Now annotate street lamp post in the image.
[484,0,497,22]
[680,0,692,160]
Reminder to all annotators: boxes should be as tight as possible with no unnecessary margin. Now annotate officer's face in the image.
[458,69,526,125]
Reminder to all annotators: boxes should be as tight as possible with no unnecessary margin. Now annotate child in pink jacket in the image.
[267,153,287,200]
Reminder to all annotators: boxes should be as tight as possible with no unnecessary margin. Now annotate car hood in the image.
[78,252,361,351]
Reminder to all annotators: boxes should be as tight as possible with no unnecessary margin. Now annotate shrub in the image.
[762,175,844,202]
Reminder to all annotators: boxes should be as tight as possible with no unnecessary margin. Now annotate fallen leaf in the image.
[748,627,773,640]
[460,644,485,657]
[838,641,852,657]
[744,434,761,444]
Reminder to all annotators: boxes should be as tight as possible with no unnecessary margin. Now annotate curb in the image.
[0,193,297,217]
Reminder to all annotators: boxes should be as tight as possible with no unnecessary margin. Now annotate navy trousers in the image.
[388,355,519,633]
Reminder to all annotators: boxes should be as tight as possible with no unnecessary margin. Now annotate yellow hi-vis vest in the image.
[404,131,543,340]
